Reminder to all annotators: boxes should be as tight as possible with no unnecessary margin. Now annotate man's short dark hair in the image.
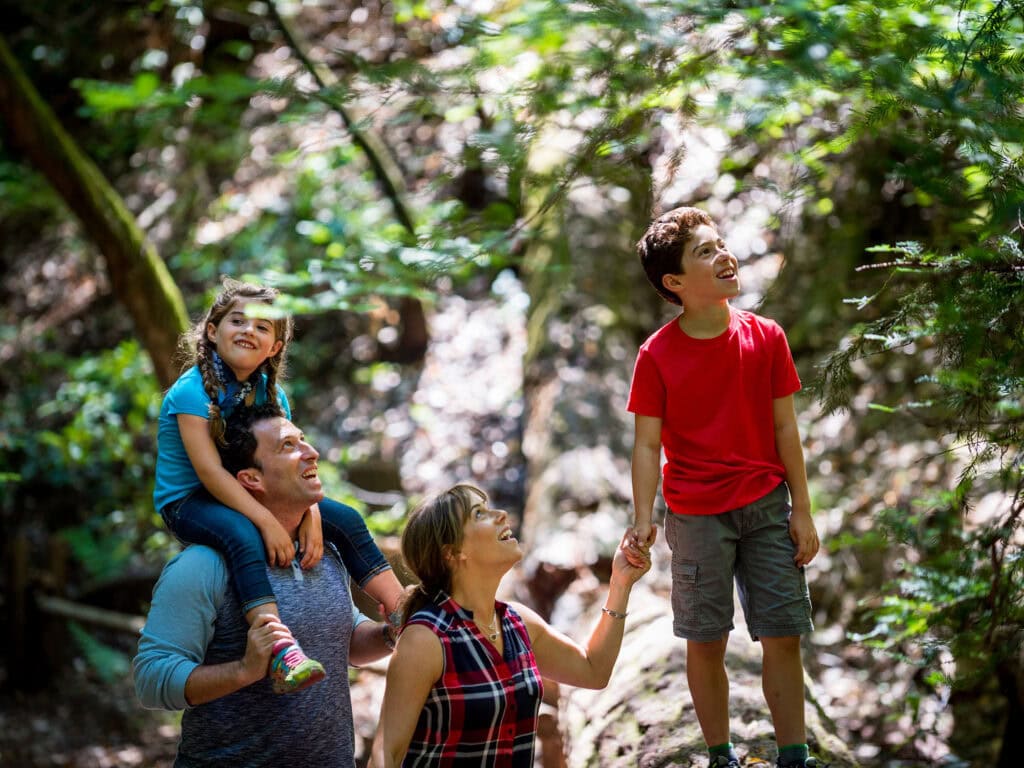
[218,403,286,476]
[637,206,714,305]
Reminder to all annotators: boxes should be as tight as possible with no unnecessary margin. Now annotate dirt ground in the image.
[0,672,179,767]
[0,662,389,767]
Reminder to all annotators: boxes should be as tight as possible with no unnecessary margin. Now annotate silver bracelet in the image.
[601,606,627,620]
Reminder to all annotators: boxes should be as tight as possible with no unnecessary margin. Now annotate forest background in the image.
[1,0,1022,766]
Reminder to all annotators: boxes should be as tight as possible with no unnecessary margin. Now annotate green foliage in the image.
[68,623,131,684]
[36,341,159,508]
[822,213,1024,697]
[75,72,267,115]
[5,2,1024,749]
[2,341,172,579]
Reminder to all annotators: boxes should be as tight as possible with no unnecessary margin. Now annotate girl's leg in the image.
[164,491,325,693]
[166,490,277,616]
[318,497,404,617]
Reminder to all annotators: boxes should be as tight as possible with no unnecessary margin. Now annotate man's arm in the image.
[134,547,290,708]
[772,394,819,567]
[134,547,224,710]
[348,606,394,667]
[182,612,294,705]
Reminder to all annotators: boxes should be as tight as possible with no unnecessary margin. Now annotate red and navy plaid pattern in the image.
[403,593,543,767]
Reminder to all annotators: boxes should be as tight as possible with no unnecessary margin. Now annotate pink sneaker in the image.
[268,640,326,694]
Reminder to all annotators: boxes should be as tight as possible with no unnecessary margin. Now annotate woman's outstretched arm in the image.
[516,529,652,689]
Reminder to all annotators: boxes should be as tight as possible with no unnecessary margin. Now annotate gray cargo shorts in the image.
[664,482,813,642]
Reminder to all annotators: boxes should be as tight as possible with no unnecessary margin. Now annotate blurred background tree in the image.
[1,0,1021,765]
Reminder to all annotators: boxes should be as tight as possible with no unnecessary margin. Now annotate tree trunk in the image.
[0,34,187,387]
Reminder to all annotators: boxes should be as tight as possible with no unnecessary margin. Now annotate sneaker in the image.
[710,756,740,768]
[269,640,326,694]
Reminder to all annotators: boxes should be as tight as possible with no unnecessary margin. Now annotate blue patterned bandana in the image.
[211,350,255,409]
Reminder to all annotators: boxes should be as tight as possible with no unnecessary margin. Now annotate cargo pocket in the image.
[671,559,701,629]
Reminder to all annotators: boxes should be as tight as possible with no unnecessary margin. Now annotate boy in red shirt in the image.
[626,207,823,768]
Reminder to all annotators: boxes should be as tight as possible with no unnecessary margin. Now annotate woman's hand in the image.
[613,526,654,587]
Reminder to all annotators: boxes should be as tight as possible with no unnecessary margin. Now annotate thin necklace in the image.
[476,614,500,642]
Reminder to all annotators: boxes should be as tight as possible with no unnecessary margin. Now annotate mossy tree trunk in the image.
[0,34,187,387]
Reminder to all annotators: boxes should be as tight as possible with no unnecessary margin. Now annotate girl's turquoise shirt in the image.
[153,365,290,512]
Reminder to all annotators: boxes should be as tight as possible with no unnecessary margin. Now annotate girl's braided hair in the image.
[178,278,294,446]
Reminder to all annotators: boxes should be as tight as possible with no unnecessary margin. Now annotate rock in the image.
[560,587,857,767]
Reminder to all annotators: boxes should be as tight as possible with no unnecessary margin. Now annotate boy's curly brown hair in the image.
[637,206,714,305]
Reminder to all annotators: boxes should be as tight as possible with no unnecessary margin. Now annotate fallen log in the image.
[36,594,145,635]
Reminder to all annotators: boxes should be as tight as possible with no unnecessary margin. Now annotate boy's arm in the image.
[177,413,295,567]
[631,414,663,549]
[772,395,819,567]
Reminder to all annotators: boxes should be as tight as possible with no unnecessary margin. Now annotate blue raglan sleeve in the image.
[164,366,213,420]
[351,602,371,630]
[133,547,227,711]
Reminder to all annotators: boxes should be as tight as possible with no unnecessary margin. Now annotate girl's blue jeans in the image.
[161,489,391,613]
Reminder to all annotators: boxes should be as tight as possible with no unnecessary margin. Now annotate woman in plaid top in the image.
[374,484,652,766]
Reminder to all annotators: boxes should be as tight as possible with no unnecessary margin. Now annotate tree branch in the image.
[269,2,417,237]
[0,34,188,388]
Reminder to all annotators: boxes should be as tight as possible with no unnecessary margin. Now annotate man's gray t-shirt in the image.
[135,543,362,767]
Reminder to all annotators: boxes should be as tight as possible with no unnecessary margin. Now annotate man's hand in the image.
[241,613,293,686]
[298,504,325,569]
[259,520,296,567]
[788,509,820,567]
[183,612,294,706]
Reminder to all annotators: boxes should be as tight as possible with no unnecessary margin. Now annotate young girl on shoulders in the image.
[154,278,403,693]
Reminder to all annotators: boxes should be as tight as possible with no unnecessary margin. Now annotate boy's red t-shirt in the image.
[627,308,801,516]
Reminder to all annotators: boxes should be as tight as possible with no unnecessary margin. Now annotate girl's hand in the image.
[298,504,325,569]
[260,521,296,568]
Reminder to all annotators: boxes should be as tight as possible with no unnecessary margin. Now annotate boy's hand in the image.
[298,504,325,569]
[624,523,657,568]
[788,510,820,567]
[260,521,295,568]
[613,528,654,585]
